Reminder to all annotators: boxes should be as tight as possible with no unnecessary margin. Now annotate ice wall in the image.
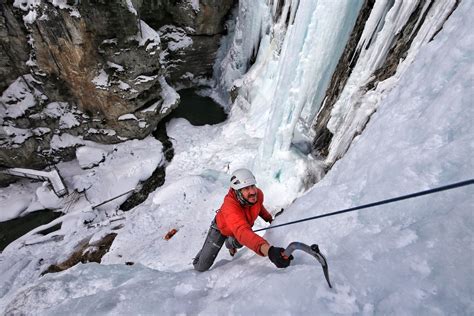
[256,0,363,193]
[214,0,460,205]
[324,0,459,166]
[214,0,362,204]
[213,0,272,106]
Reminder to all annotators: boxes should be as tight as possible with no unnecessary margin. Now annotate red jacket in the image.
[216,188,273,256]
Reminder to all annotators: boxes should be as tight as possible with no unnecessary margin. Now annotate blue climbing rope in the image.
[254,179,474,232]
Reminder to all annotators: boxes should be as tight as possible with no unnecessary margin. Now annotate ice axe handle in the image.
[283,242,314,257]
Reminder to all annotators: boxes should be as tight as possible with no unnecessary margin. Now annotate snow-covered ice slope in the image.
[0,0,472,314]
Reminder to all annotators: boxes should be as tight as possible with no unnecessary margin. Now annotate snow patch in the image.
[118,114,139,121]
[118,81,131,91]
[0,75,45,120]
[130,20,161,52]
[134,75,157,84]
[76,146,107,169]
[158,76,179,114]
[87,128,116,136]
[125,0,137,15]
[92,69,110,89]
[188,0,199,12]
[159,25,193,52]
[106,61,124,72]
[50,133,84,150]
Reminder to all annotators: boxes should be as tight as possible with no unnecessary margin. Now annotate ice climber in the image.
[193,168,293,271]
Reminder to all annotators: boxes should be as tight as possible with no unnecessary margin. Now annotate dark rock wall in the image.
[30,2,153,120]
[312,0,375,158]
[163,32,223,85]
[0,0,168,171]
[0,5,30,92]
[311,0,459,168]
[0,0,233,175]
[167,0,233,35]
[139,0,234,35]
[137,0,235,85]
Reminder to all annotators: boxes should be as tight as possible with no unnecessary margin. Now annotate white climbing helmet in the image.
[230,168,256,190]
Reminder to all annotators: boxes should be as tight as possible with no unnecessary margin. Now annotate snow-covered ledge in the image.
[1,168,68,197]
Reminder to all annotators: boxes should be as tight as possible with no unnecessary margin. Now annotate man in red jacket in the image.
[193,168,293,271]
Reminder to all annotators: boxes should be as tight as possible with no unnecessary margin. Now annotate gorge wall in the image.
[0,0,234,180]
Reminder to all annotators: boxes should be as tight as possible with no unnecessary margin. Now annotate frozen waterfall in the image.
[0,0,472,314]
[214,0,460,204]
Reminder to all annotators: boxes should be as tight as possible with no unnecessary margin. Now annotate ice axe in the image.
[283,242,332,288]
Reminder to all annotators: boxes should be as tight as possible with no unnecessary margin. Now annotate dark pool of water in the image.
[0,210,62,251]
[166,88,227,126]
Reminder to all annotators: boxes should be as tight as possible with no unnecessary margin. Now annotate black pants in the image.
[193,218,242,272]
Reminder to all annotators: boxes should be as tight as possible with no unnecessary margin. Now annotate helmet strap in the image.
[235,189,256,206]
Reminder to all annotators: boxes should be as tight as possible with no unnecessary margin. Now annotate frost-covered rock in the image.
[0,1,179,170]
[76,146,107,169]
[28,1,164,122]
[138,0,235,86]
[0,0,234,171]
[35,184,63,209]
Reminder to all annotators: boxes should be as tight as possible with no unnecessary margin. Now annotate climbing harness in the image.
[283,242,332,288]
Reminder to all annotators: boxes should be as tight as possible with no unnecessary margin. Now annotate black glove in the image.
[268,246,293,268]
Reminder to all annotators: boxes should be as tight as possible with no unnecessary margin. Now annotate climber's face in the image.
[240,185,257,204]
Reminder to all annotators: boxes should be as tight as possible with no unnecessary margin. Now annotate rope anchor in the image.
[283,242,332,288]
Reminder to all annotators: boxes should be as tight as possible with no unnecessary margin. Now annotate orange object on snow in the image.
[164,228,178,240]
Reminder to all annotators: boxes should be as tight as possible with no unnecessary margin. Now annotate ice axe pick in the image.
[283,242,332,288]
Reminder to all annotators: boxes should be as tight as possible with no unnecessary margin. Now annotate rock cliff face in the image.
[0,0,233,179]
[311,0,459,168]
[312,0,375,159]
[0,0,169,172]
[137,0,235,85]
[0,5,30,92]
